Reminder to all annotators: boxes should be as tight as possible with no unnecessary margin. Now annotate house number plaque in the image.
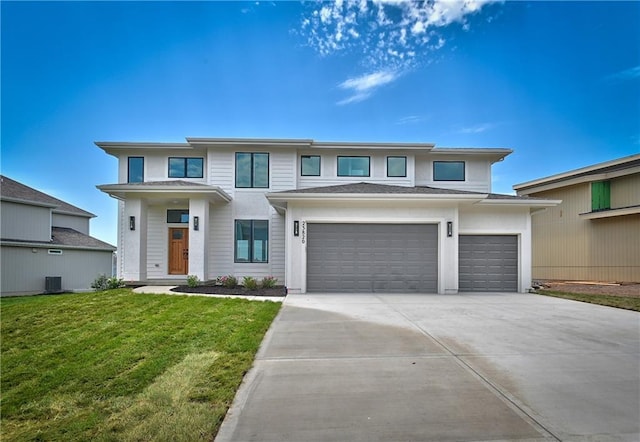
[301,221,306,244]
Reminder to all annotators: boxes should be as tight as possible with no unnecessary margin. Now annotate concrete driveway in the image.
[215,293,640,442]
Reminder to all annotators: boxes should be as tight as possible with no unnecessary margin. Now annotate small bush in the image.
[261,276,277,289]
[242,276,258,290]
[187,275,200,288]
[91,275,124,291]
[218,275,237,289]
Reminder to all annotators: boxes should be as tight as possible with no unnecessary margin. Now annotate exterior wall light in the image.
[293,220,299,237]
[129,216,135,231]
[447,221,453,237]
[194,216,199,231]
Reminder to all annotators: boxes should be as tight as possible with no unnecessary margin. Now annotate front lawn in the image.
[1,289,281,441]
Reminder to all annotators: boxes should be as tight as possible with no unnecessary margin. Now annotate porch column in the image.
[188,199,210,281]
[122,198,148,281]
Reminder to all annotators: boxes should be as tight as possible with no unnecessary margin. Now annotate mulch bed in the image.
[171,285,287,297]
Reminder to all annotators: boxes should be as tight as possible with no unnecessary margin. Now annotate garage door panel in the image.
[459,235,518,292]
[307,223,438,293]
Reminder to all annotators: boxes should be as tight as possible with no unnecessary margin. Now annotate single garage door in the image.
[306,223,438,293]
[459,235,518,292]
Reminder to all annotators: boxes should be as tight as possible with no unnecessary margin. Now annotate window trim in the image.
[337,156,371,177]
[301,155,321,177]
[168,157,204,178]
[127,157,144,183]
[235,152,270,188]
[386,156,407,178]
[166,209,189,224]
[433,161,466,181]
[234,219,269,263]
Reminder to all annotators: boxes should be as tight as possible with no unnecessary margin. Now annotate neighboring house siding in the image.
[1,245,113,296]
[52,213,90,234]
[0,201,51,242]
[528,181,640,282]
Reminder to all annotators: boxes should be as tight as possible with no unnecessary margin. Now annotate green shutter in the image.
[591,181,611,211]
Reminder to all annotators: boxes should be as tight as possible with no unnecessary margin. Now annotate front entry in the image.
[168,228,189,275]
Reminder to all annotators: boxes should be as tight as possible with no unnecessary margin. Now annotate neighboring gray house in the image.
[1,175,116,296]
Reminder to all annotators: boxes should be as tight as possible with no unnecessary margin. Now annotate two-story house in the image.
[97,138,558,294]
[1,175,116,296]
[514,154,640,283]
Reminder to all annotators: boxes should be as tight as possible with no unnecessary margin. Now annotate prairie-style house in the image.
[514,154,640,283]
[1,175,116,296]
[97,138,558,294]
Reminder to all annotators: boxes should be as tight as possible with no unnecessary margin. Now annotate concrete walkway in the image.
[215,293,639,442]
[132,286,284,302]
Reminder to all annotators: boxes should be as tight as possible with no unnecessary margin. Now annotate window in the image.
[433,161,465,181]
[387,156,407,177]
[301,155,321,176]
[236,153,269,188]
[169,157,204,178]
[167,210,189,223]
[128,157,144,183]
[591,181,611,211]
[337,156,370,177]
[235,220,268,263]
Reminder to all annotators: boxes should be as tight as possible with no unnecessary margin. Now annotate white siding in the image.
[209,203,233,278]
[269,211,286,282]
[117,149,208,184]
[1,201,51,242]
[146,206,167,279]
[271,150,296,191]
[209,150,234,194]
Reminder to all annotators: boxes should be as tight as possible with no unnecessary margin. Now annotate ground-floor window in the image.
[234,220,268,263]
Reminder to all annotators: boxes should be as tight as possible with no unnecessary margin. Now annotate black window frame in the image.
[127,157,144,183]
[234,219,269,263]
[433,161,466,181]
[337,156,371,177]
[235,152,270,188]
[167,209,189,224]
[168,157,204,178]
[301,155,321,176]
[386,156,407,178]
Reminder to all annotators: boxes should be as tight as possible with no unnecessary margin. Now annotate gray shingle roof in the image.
[274,182,536,201]
[1,227,115,251]
[0,175,95,217]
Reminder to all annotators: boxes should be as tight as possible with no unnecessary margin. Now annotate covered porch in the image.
[97,181,231,282]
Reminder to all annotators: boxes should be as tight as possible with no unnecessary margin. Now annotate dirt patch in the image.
[534,280,640,298]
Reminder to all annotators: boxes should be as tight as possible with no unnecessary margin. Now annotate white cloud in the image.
[337,70,399,105]
[607,65,640,82]
[459,122,495,134]
[300,0,502,104]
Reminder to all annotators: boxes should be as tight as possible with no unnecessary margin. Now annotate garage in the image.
[306,223,438,293]
[459,235,518,292]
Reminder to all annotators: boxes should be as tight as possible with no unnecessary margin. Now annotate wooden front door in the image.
[168,228,189,275]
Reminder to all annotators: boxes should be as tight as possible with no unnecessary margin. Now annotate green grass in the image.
[537,290,640,312]
[1,289,281,441]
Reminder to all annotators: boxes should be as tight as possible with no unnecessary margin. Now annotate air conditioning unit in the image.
[45,276,62,293]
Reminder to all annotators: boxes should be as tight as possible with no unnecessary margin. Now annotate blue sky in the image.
[2,1,639,246]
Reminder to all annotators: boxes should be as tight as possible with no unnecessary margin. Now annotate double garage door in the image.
[306,224,518,293]
[306,223,438,293]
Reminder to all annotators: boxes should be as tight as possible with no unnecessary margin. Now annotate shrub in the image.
[242,276,258,290]
[218,275,237,289]
[186,275,200,288]
[261,276,277,289]
[91,275,124,291]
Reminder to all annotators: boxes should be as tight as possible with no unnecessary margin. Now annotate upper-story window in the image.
[433,161,465,181]
[169,157,204,178]
[337,156,370,177]
[128,157,144,183]
[301,155,321,176]
[236,153,269,188]
[387,156,407,177]
[591,181,611,211]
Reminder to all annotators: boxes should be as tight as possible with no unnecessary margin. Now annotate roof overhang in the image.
[514,154,640,195]
[95,141,194,157]
[430,147,513,163]
[96,182,232,203]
